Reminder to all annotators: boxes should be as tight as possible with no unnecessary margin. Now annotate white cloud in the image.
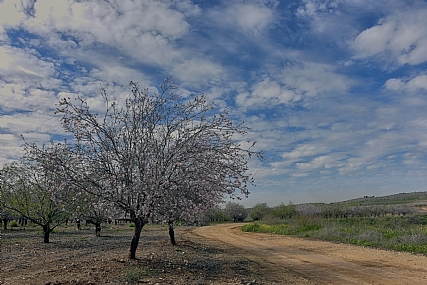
[282,144,329,159]
[384,75,427,92]
[29,0,189,39]
[236,78,300,108]
[352,8,427,65]
[236,61,352,108]
[208,2,278,37]
[230,4,275,36]
[15,0,190,68]
[296,0,341,33]
[0,45,56,81]
[0,0,32,40]
[296,155,336,170]
[171,58,225,84]
[277,62,351,97]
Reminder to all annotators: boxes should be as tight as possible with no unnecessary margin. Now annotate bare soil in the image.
[2,223,427,285]
[1,223,308,285]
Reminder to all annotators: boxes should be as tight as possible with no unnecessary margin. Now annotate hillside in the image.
[335,191,427,206]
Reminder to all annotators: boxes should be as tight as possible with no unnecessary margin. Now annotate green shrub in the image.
[10,221,19,227]
[294,224,322,234]
[241,223,290,235]
[123,265,151,283]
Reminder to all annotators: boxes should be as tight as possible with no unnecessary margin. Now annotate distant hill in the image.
[335,191,427,206]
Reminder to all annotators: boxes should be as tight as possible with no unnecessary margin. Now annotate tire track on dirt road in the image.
[191,223,427,285]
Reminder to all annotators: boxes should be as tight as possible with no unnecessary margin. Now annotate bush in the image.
[10,220,19,227]
[249,203,270,221]
[123,265,151,283]
[241,223,290,235]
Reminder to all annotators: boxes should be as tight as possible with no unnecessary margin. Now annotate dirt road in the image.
[191,223,427,285]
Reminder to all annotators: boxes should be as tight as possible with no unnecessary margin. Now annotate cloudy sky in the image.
[1,0,427,207]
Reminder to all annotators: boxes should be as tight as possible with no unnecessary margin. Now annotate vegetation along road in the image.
[191,223,427,285]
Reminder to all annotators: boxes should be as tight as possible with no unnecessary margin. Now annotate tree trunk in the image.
[95,222,101,237]
[43,224,50,243]
[129,217,144,259]
[168,220,176,246]
[3,219,8,230]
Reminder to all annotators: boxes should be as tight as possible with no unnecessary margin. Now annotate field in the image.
[1,223,301,285]
[243,192,427,255]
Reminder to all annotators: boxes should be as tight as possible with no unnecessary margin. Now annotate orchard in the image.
[1,78,262,259]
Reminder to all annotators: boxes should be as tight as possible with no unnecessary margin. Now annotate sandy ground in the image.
[191,223,427,285]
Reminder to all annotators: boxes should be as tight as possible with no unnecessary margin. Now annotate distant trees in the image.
[204,206,228,223]
[223,202,247,222]
[296,204,322,217]
[246,202,419,222]
[271,203,296,219]
[249,203,270,221]
[26,78,261,258]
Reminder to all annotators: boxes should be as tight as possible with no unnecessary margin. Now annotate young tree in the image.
[29,78,262,259]
[0,162,72,243]
[74,191,112,237]
[223,202,247,222]
[249,203,270,221]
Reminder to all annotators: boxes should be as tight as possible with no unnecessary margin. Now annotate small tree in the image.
[0,162,72,243]
[28,78,262,258]
[249,203,270,221]
[223,202,247,222]
[272,203,297,219]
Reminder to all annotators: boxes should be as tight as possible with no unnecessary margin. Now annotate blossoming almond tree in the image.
[31,78,261,259]
[0,161,74,243]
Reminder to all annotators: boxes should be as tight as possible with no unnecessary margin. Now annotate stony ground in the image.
[1,223,306,285]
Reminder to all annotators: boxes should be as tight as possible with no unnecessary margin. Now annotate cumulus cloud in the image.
[352,8,427,66]
[235,78,300,108]
[384,75,427,92]
[0,45,56,81]
[0,0,32,40]
[236,61,352,108]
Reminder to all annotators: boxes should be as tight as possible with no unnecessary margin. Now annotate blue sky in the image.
[1,0,427,207]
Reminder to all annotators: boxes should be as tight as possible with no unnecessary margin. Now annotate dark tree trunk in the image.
[87,219,102,237]
[168,220,176,246]
[129,217,144,259]
[3,219,8,230]
[43,224,50,243]
[95,222,101,237]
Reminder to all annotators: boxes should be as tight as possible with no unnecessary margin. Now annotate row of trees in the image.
[0,78,262,259]
[248,202,419,221]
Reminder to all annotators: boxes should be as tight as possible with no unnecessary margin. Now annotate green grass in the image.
[241,215,427,255]
[122,265,151,283]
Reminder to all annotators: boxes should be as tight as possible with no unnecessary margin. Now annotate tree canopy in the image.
[26,78,262,258]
